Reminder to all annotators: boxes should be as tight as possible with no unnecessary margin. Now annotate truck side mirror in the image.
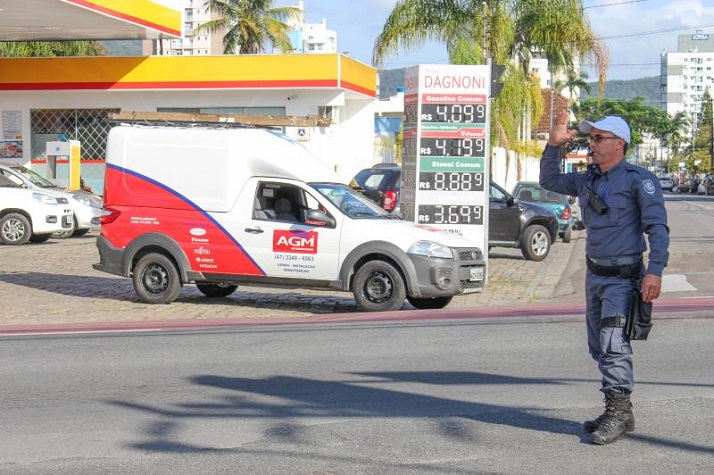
[304,209,336,228]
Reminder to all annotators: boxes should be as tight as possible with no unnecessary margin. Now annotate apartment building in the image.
[144,0,224,56]
[661,30,714,130]
[145,0,336,57]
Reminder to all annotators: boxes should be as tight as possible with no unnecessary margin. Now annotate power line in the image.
[601,23,714,39]
[583,0,651,9]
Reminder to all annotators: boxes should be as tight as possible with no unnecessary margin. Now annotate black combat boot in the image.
[590,391,635,445]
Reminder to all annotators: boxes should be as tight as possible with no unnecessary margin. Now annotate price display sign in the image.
[401,64,492,255]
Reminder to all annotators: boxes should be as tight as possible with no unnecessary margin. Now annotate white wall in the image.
[490,147,542,192]
[0,87,375,185]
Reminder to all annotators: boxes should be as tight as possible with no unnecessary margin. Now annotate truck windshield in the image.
[311,183,397,219]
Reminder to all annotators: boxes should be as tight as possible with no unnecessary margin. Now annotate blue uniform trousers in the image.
[585,270,634,395]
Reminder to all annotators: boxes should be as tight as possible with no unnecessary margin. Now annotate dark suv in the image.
[348,164,401,214]
[350,166,559,261]
[489,181,558,261]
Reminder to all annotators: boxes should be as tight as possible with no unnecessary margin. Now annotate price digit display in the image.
[417,205,484,225]
[420,103,486,123]
[418,172,484,191]
[420,137,485,158]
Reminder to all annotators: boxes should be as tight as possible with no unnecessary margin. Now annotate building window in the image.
[30,108,119,160]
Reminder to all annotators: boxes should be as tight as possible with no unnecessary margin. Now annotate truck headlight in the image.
[32,192,57,205]
[407,241,453,259]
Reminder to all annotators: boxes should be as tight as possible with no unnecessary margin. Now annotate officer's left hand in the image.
[641,274,662,302]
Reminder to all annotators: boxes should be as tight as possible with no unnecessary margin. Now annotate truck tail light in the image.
[100,207,121,224]
[383,190,397,211]
[561,207,572,220]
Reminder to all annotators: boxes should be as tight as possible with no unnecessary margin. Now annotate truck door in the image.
[231,179,342,280]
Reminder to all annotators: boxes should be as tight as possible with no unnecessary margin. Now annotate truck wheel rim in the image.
[364,271,393,303]
[143,264,169,294]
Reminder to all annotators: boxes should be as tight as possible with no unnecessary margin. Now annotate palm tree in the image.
[195,0,302,55]
[555,68,591,103]
[372,0,608,177]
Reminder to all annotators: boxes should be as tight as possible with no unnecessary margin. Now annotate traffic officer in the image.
[540,109,669,445]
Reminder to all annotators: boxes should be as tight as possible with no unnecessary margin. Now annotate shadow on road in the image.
[107,371,714,458]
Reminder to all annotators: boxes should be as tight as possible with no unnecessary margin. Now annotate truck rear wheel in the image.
[196,282,238,298]
[132,253,182,304]
[0,213,32,245]
[520,224,551,261]
[353,260,406,312]
[407,296,453,310]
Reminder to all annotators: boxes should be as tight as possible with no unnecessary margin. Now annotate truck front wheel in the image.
[352,260,406,312]
[132,253,182,304]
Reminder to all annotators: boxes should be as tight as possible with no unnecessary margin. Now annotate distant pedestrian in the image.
[539,109,670,445]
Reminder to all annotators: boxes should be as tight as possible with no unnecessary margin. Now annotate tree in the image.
[195,0,302,55]
[371,0,608,180]
[691,88,713,173]
[555,69,591,103]
[0,41,105,57]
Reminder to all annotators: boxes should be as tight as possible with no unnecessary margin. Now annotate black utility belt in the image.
[586,256,642,279]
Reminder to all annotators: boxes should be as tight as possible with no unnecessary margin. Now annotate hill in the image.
[101,40,143,56]
[378,68,660,104]
[581,76,660,105]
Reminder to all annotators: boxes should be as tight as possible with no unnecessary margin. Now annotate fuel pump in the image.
[45,139,81,190]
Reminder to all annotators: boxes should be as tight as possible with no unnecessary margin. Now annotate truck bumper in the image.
[408,247,485,297]
[93,235,126,277]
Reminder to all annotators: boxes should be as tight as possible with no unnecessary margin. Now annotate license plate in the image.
[469,267,484,281]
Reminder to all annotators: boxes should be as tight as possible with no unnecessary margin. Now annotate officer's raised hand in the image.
[547,109,578,146]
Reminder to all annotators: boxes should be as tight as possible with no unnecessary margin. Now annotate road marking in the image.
[662,274,696,292]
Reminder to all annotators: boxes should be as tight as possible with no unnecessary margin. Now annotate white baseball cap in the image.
[579,116,631,144]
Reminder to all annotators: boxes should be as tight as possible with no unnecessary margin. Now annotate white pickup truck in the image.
[0,174,73,245]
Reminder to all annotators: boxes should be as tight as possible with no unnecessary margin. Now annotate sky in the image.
[268,0,714,81]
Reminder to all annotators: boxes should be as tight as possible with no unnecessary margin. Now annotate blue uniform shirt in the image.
[540,144,669,276]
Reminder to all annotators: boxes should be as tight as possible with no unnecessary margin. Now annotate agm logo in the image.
[273,230,319,254]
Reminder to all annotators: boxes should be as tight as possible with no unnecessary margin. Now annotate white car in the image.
[0,174,73,244]
[0,161,102,237]
[658,176,674,192]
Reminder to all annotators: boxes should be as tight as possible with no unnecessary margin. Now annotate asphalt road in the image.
[0,194,713,473]
[1,315,712,474]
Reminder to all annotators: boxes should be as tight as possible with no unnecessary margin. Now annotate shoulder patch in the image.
[643,179,656,195]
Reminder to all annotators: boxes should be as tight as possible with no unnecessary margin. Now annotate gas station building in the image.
[0,1,378,191]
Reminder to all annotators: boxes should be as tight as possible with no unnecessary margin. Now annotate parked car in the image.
[675,177,698,194]
[349,166,559,261]
[512,181,574,243]
[348,163,401,215]
[0,161,102,238]
[0,174,73,244]
[489,181,559,261]
[657,176,674,192]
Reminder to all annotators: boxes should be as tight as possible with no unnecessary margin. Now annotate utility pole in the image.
[482,2,488,63]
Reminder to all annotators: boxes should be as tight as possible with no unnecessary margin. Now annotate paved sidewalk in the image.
[0,231,584,326]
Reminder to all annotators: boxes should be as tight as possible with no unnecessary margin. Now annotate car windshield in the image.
[311,183,398,219]
[515,184,564,203]
[0,174,21,187]
[11,165,57,188]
